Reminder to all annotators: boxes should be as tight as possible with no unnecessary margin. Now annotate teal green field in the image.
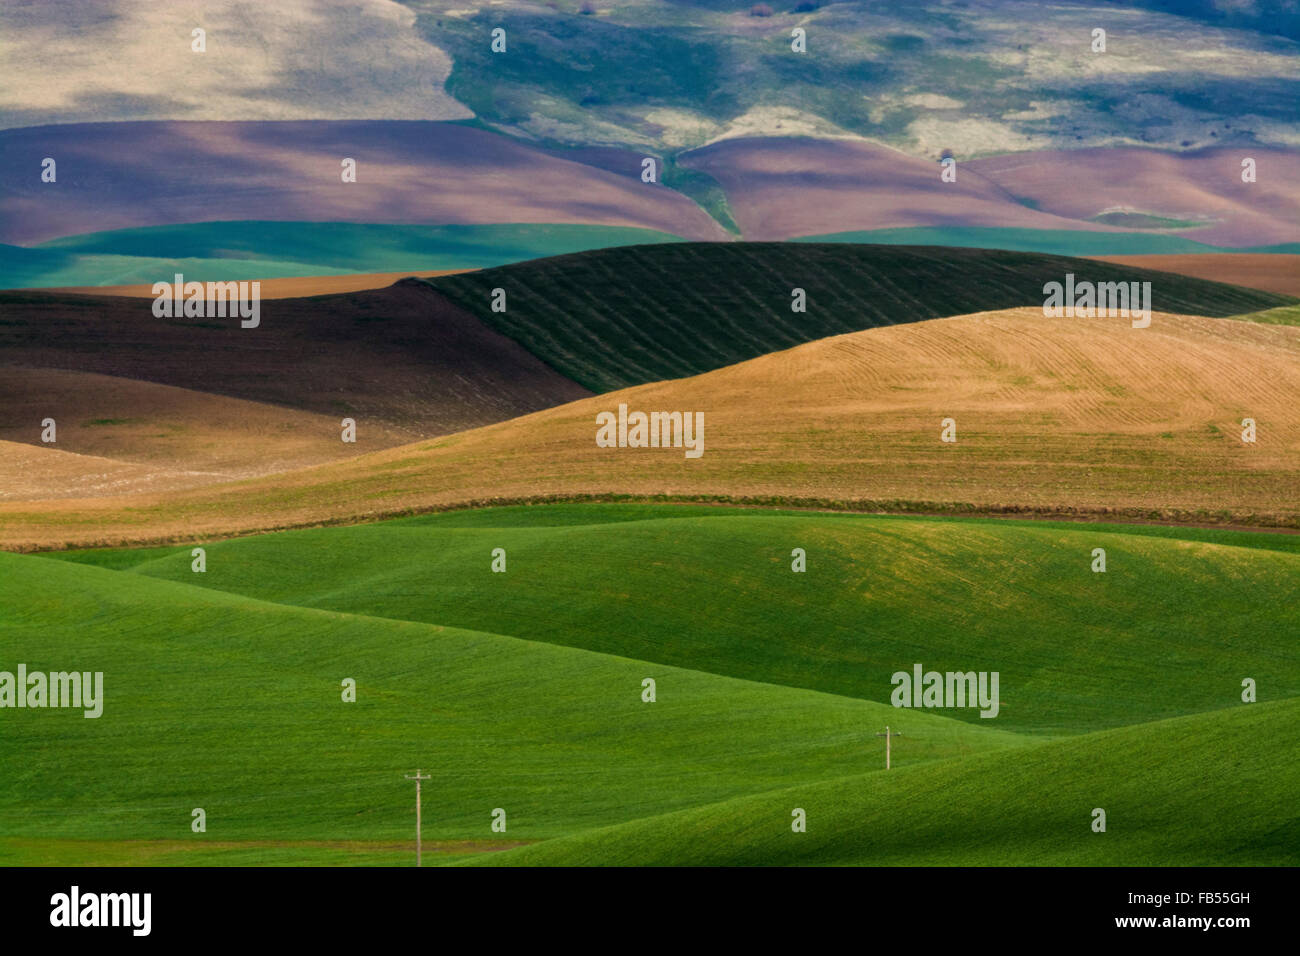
[3,504,1295,866]
[0,223,683,290]
[6,223,1295,294]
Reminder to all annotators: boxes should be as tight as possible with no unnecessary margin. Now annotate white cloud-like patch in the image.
[0,0,472,130]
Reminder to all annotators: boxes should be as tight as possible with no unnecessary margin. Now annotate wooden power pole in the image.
[403,769,431,866]
[874,726,903,770]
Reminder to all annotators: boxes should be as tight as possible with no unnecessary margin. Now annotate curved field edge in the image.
[1235,304,1300,326]
[4,301,1298,548]
[0,223,685,291]
[9,492,1300,555]
[462,699,1300,867]
[41,502,1300,560]
[424,243,1296,392]
[0,550,1024,863]
[43,507,1300,736]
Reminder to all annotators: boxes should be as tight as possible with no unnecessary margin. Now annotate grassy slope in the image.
[52,507,1300,736]
[426,243,1296,391]
[0,223,683,290]
[1237,304,1300,326]
[467,699,1300,867]
[0,547,1022,865]
[14,506,1297,866]
[51,502,1300,558]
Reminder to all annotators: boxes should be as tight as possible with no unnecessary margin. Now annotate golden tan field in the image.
[4,308,1297,550]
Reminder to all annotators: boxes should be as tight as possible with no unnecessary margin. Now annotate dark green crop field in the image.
[427,243,1296,391]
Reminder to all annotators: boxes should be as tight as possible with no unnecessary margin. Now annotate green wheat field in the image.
[2,504,1295,866]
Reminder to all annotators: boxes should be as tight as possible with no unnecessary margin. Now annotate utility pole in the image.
[403,770,431,867]
[874,726,903,770]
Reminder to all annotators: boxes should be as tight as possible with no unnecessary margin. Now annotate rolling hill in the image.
[468,699,1299,867]
[7,0,1296,160]
[0,121,726,246]
[7,241,1287,517]
[1088,254,1300,297]
[9,505,1295,865]
[965,147,1300,249]
[680,138,1300,247]
[0,439,225,503]
[4,0,1295,877]
[426,242,1295,392]
[0,368,420,499]
[0,278,593,498]
[0,222,684,291]
[4,304,1298,550]
[0,279,591,442]
[65,505,1300,735]
[0,543,1025,865]
[677,137,1113,240]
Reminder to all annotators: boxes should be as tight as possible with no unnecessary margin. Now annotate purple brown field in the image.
[680,137,1300,247]
[965,148,1300,248]
[4,307,1297,551]
[0,281,590,499]
[679,136,1120,240]
[0,368,417,499]
[0,121,728,245]
[1088,254,1300,297]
